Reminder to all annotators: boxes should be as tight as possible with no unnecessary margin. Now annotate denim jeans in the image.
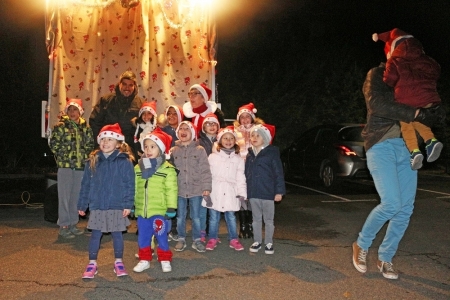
[177,196,202,241]
[357,138,417,262]
[208,209,238,240]
[200,205,207,232]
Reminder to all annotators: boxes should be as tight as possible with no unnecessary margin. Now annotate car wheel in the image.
[321,163,335,188]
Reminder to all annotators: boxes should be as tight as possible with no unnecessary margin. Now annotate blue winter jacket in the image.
[245,145,286,200]
[78,150,135,211]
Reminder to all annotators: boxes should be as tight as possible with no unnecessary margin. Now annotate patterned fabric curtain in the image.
[45,0,216,131]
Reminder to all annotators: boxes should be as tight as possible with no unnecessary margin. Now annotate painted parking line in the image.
[286,182,377,203]
[417,188,450,197]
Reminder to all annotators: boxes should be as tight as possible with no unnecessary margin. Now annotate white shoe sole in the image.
[427,142,443,162]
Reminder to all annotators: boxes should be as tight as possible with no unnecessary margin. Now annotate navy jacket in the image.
[245,145,285,200]
[78,150,135,211]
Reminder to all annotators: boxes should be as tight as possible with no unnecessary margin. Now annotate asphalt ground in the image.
[0,172,449,299]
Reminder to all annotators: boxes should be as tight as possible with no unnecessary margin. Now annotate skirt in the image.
[87,210,131,233]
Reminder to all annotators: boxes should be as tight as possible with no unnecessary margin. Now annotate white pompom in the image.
[253,108,257,113]
[372,33,378,42]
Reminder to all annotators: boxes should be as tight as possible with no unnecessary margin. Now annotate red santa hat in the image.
[176,121,197,141]
[97,123,125,144]
[237,103,257,121]
[140,127,173,158]
[190,83,212,102]
[64,98,84,116]
[372,28,413,59]
[201,112,220,133]
[165,105,184,123]
[139,101,157,118]
[217,126,237,142]
[252,124,276,146]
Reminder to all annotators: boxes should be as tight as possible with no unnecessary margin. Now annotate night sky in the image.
[0,0,449,171]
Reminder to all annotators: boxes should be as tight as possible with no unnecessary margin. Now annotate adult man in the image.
[352,62,445,280]
[90,71,145,157]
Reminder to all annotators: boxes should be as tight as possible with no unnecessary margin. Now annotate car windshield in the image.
[338,126,364,142]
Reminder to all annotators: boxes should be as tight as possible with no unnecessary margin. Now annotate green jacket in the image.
[49,116,94,169]
[134,161,178,218]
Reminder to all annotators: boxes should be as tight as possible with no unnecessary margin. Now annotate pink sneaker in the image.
[82,263,97,279]
[206,238,218,250]
[229,239,244,251]
[114,261,128,277]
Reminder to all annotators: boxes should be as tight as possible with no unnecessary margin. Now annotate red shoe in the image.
[82,263,97,279]
[114,261,128,277]
[229,239,244,251]
[206,238,218,250]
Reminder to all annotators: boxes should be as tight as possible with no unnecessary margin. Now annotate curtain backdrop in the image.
[45,0,216,129]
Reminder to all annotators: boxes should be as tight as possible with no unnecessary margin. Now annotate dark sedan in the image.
[281,124,369,187]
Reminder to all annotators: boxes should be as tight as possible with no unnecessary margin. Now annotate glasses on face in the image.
[188,91,201,97]
[166,112,178,116]
[204,122,218,127]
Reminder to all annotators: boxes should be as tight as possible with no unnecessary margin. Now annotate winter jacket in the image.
[204,145,246,212]
[198,131,217,156]
[362,63,416,151]
[384,38,441,108]
[245,145,285,200]
[131,118,156,155]
[134,161,178,218]
[78,150,135,211]
[89,84,145,147]
[49,116,94,169]
[170,140,212,198]
[233,117,265,159]
[161,125,178,147]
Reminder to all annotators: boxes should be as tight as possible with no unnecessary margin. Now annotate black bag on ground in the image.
[44,184,58,223]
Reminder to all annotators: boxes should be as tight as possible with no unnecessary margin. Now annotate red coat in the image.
[383,38,441,108]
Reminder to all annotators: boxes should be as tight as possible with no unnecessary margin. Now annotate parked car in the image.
[280,124,369,187]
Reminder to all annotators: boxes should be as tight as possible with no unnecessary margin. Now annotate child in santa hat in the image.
[77,123,135,279]
[133,128,178,273]
[50,98,94,238]
[373,28,443,170]
[132,101,158,156]
[197,112,221,242]
[161,105,184,148]
[170,121,212,253]
[204,126,247,252]
[245,124,285,255]
[234,103,265,160]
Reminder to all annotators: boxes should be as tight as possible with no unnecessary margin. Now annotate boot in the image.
[238,209,247,238]
[245,210,253,239]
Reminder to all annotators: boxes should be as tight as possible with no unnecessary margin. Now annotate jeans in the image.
[177,196,202,241]
[200,205,207,232]
[249,198,275,244]
[208,209,238,240]
[357,138,417,262]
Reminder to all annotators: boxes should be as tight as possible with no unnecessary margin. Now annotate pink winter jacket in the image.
[203,145,247,212]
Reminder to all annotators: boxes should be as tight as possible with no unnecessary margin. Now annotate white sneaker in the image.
[133,260,150,272]
[161,261,172,272]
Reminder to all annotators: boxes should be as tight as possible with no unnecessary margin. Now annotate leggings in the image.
[88,230,124,260]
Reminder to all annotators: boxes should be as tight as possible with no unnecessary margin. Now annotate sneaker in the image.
[84,227,92,235]
[264,243,274,254]
[168,232,179,242]
[229,239,244,251]
[192,240,206,253]
[377,260,398,280]
[352,242,367,273]
[161,261,172,273]
[410,150,423,170]
[200,230,207,243]
[133,260,150,272]
[206,238,218,250]
[249,242,262,253]
[174,239,186,252]
[426,139,443,162]
[59,227,75,239]
[69,225,84,236]
[82,263,97,279]
[113,261,128,277]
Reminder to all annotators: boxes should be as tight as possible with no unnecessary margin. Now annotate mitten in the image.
[203,195,213,208]
[236,196,247,210]
[414,105,446,128]
[165,208,176,219]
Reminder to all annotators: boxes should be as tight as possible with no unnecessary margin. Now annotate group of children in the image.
[50,83,286,280]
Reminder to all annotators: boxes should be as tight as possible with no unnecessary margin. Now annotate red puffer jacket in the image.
[383,38,441,108]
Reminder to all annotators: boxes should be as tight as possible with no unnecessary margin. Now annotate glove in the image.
[165,208,176,219]
[236,196,247,210]
[414,105,446,128]
[203,195,213,208]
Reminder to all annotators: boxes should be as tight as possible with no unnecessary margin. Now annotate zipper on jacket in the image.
[144,179,148,218]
